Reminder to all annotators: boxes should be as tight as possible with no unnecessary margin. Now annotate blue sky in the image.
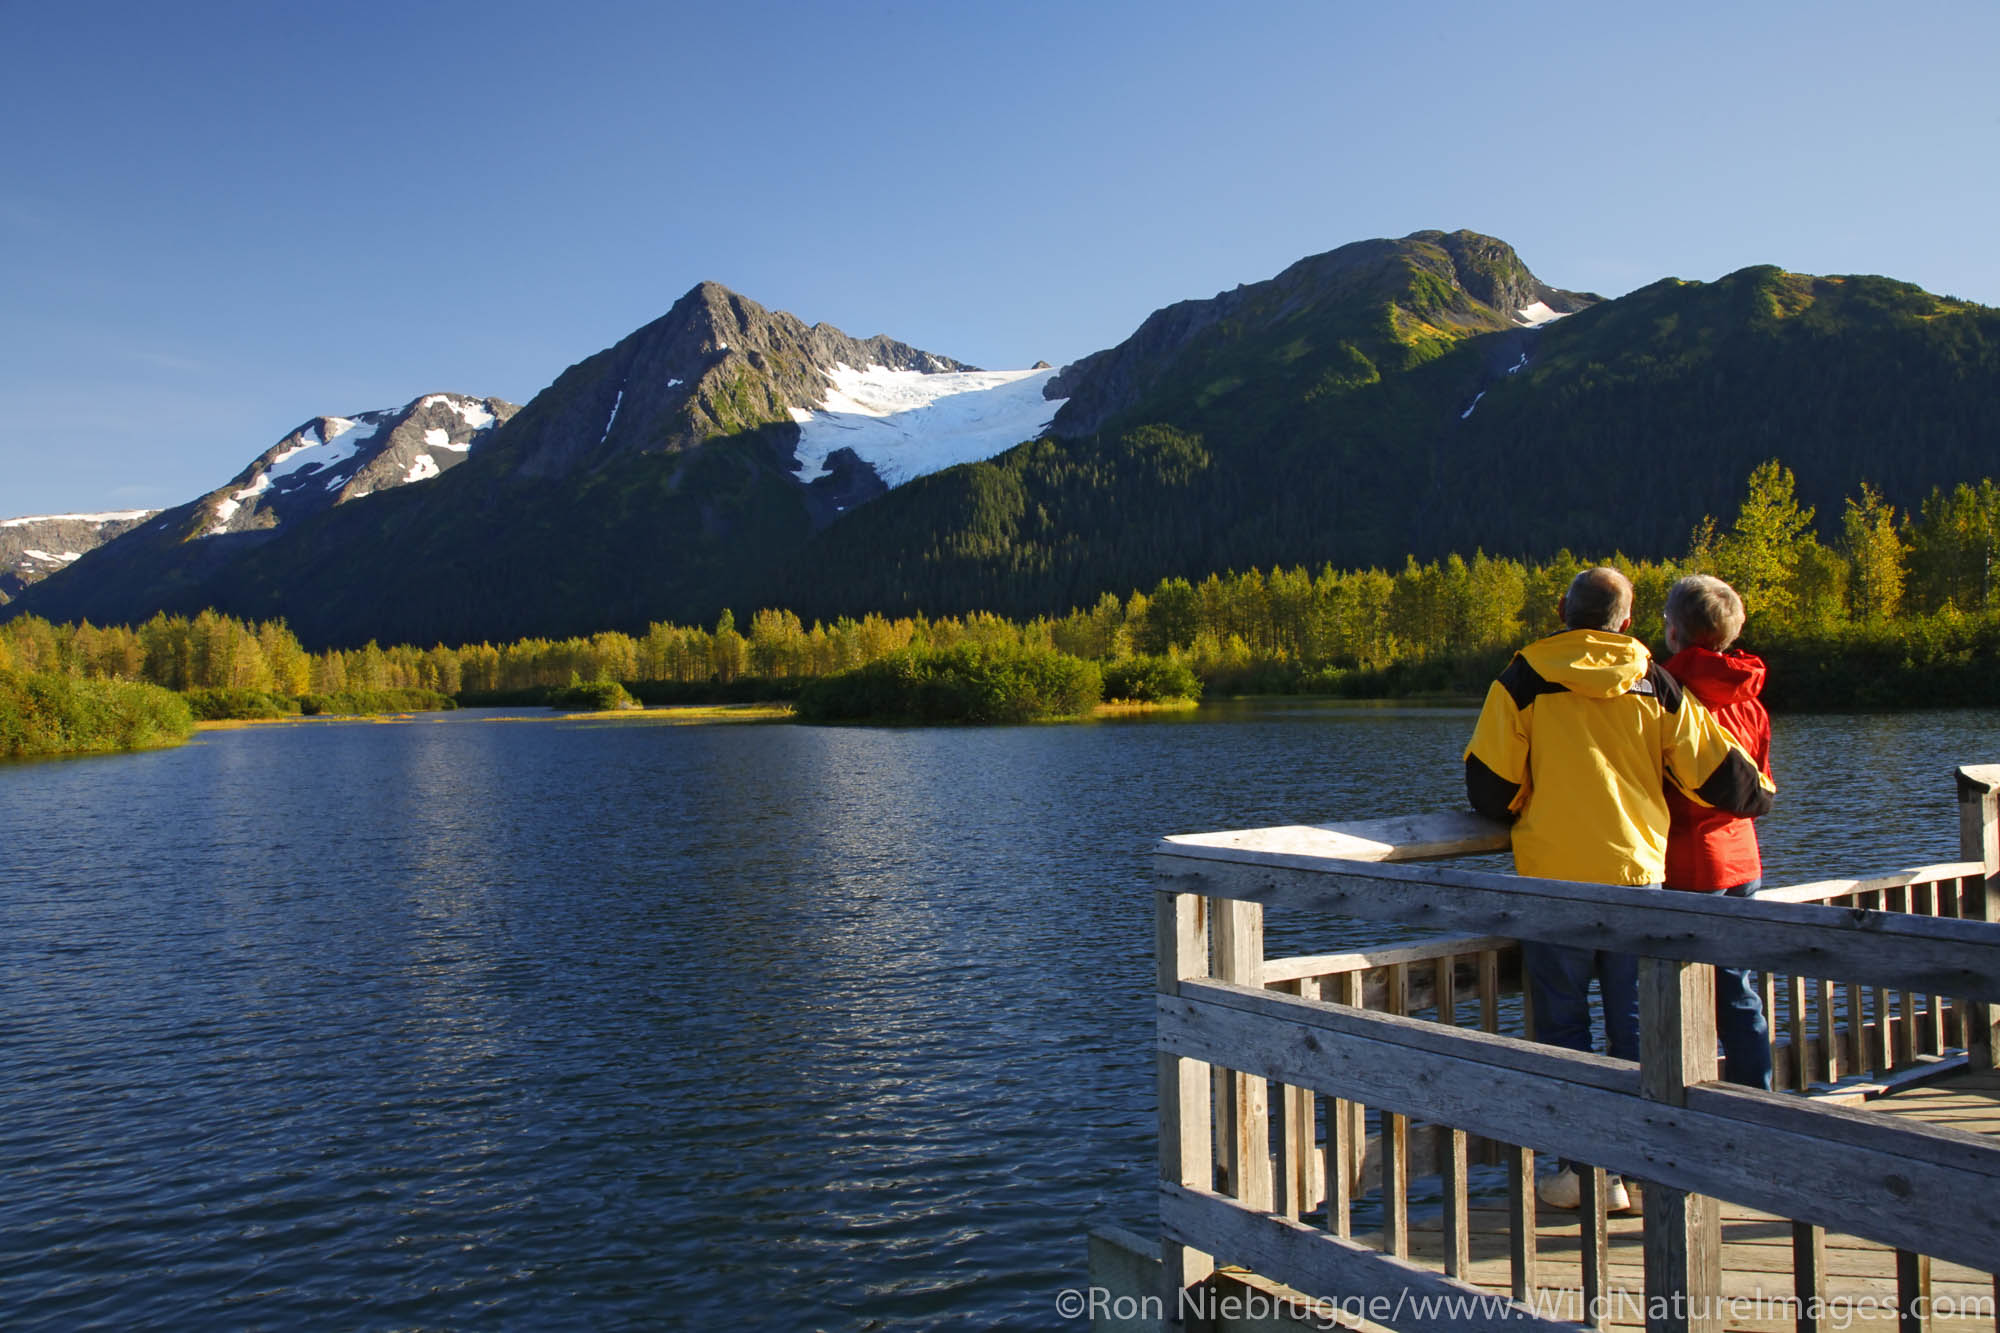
[4,0,1996,516]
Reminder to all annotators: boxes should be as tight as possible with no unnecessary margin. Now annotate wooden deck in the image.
[1380,1068,2000,1329]
[1143,771,2000,1332]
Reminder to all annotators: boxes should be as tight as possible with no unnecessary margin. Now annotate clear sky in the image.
[4,0,1996,517]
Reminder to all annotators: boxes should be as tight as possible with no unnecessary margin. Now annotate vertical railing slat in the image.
[1329,971,1360,1239]
[1865,890,1891,1074]
[1895,1249,1932,1333]
[1508,1143,1538,1306]
[1433,955,1470,1279]
[1155,889,1214,1315]
[1788,972,1810,1089]
[1212,899,1270,1211]
[1793,1220,1826,1333]
[1956,766,1999,1070]
[1383,1110,1409,1262]
[1640,957,1724,1332]
[1580,1167,1609,1330]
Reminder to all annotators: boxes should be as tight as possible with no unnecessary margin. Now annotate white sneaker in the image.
[1536,1166,1632,1213]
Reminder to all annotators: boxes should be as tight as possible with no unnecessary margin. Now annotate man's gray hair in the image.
[1563,567,1634,631]
[1665,574,1747,649]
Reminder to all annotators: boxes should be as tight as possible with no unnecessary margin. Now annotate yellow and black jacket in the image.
[1463,630,1774,886]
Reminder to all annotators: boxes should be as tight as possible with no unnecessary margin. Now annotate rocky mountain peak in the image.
[192,392,519,540]
[497,281,978,481]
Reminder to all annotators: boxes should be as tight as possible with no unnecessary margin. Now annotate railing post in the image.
[1640,956,1723,1333]
[1157,889,1214,1327]
[1212,898,1272,1212]
[1956,765,2000,1070]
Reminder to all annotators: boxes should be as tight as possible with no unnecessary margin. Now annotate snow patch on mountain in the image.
[1514,301,1568,328]
[405,455,441,484]
[207,417,385,533]
[600,388,624,445]
[271,418,380,484]
[789,365,1063,487]
[421,394,497,431]
[1,510,152,528]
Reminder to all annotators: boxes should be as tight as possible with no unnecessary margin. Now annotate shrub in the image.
[795,644,1102,724]
[0,670,194,758]
[183,687,301,720]
[1101,655,1203,703]
[298,687,456,715]
[547,679,637,711]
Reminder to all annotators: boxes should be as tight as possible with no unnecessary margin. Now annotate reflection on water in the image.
[2,703,1998,1328]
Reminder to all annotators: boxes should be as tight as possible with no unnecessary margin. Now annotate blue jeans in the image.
[1714,880,1774,1091]
[1523,937,1641,1062]
[1525,881,1773,1088]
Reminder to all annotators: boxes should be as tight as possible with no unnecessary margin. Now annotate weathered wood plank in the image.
[1748,865,1983,905]
[1162,810,1513,864]
[1509,1143,1538,1304]
[1158,1182,1592,1331]
[1640,958,1724,1332]
[1954,768,2000,1071]
[1895,1249,1931,1333]
[1154,890,1216,1304]
[1385,1109,1411,1261]
[1261,934,1517,984]
[1793,1221,1827,1333]
[1581,1167,1610,1329]
[1153,851,2000,1003]
[1212,897,1271,1212]
[1959,877,1998,1072]
[1157,980,2000,1272]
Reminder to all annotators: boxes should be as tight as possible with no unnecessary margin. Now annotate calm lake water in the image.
[3,701,1997,1329]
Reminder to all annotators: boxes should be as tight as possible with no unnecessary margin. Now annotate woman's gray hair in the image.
[1665,574,1746,649]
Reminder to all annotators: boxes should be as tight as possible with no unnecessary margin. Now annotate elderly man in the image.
[1463,566,1773,1209]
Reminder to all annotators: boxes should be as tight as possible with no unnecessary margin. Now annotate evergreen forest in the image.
[10,461,2000,724]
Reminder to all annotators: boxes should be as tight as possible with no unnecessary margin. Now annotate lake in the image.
[3,702,1996,1329]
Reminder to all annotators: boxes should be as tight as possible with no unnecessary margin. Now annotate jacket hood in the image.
[1662,645,1767,707]
[1519,629,1652,699]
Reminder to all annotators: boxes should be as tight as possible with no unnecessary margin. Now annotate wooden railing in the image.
[1152,769,2000,1331]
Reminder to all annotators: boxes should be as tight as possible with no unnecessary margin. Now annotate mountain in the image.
[12,230,2000,646]
[1045,229,1594,437]
[10,284,1055,643]
[12,392,516,627]
[775,234,2000,619]
[0,511,155,604]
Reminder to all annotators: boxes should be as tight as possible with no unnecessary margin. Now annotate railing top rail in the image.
[1163,763,2000,876]
[1154,843,2000,1000]
[1261,934,1518,984]
[1751,862,1986,903]
[1158,809,1510,864]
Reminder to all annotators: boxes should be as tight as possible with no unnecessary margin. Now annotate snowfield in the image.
[0,510,152,527]
[1513,301,1569,328]
[789,364,1063,488]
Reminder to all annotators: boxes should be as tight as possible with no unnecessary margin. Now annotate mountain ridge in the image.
[10,230,1998,647]
[12,392,517,627]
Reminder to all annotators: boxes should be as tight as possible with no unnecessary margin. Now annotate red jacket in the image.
[1661,645,1771,890]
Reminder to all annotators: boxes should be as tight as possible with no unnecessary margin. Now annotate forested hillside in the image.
[777,264,2000,622]
[13,462,2000,713]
